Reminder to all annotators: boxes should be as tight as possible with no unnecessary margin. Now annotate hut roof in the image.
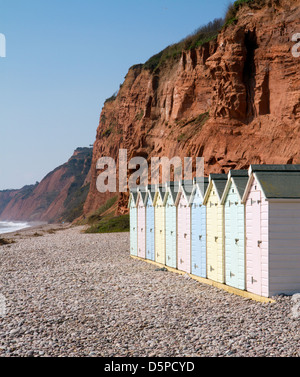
[255,172,300,199]
[210,174,228,201]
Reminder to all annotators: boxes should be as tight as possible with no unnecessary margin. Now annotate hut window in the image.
[232,189,234,193]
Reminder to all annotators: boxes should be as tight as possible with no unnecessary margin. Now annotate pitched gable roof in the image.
[164,181,180,204]
[153,184,167,205]
[242,165,300,202]
[211,174,228,201]
[190,177,209,203]
[147,184,156,203]
[221,170,249,203]
[128,189,138,208]
[180,179,194,203]
[203,174,228,204]
[250,164,300,174]
[137,186,148,206]
[255,172,300,199]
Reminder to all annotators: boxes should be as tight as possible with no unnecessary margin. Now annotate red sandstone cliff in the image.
[83,0,300,216]
[0,148,92,223]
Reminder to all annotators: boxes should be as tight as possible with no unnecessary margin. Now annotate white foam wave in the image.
[0,221,31,234]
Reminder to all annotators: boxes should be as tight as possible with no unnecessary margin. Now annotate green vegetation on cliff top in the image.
[142,0,265,73]
[143,18,224,72]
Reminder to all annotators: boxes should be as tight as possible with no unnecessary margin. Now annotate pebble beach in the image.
[0,225,299,357]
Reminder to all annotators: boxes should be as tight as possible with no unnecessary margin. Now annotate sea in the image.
[0,221,31,235]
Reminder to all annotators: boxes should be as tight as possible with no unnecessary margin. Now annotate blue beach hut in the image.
[190,177,209,278]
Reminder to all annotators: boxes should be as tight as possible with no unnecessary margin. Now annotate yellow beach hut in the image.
[203,174,228,283]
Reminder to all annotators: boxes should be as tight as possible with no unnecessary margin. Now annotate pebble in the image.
[0,226,299,357]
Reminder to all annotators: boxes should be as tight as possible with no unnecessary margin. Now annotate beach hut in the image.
[164,181,179,269]
[242,164,300,297]
[154,185,166,266]
[176,180,193,274]
[221,170,249,290]
[190,177,209,278]
[145,185,156,261]
[129,189,138,256]
[137,187,147,259]
[203,174,228,283]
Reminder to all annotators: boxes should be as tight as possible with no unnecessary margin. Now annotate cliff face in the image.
[84,0,300,215]
[0,148,93,223]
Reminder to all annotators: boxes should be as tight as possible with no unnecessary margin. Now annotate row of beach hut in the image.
[129,165,300,298]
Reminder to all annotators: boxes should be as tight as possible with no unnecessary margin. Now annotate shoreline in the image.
[0,222,74,240]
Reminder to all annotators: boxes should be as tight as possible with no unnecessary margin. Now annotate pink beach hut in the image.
[242,165,300,298]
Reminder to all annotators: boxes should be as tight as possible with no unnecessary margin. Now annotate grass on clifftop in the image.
[143,18,224,72]
[224,0,266,25]
[143,0,267,72]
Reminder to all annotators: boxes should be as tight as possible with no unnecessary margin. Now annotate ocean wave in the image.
[0,221,31,234]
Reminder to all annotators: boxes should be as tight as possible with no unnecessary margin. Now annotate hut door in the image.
[249,190,262,295]
[227,199,239,288]
[184,206,191,273]
[138,206,146,259]
[178,196,191,273]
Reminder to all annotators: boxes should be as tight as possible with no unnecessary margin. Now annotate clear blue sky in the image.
[0,0,230,190]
